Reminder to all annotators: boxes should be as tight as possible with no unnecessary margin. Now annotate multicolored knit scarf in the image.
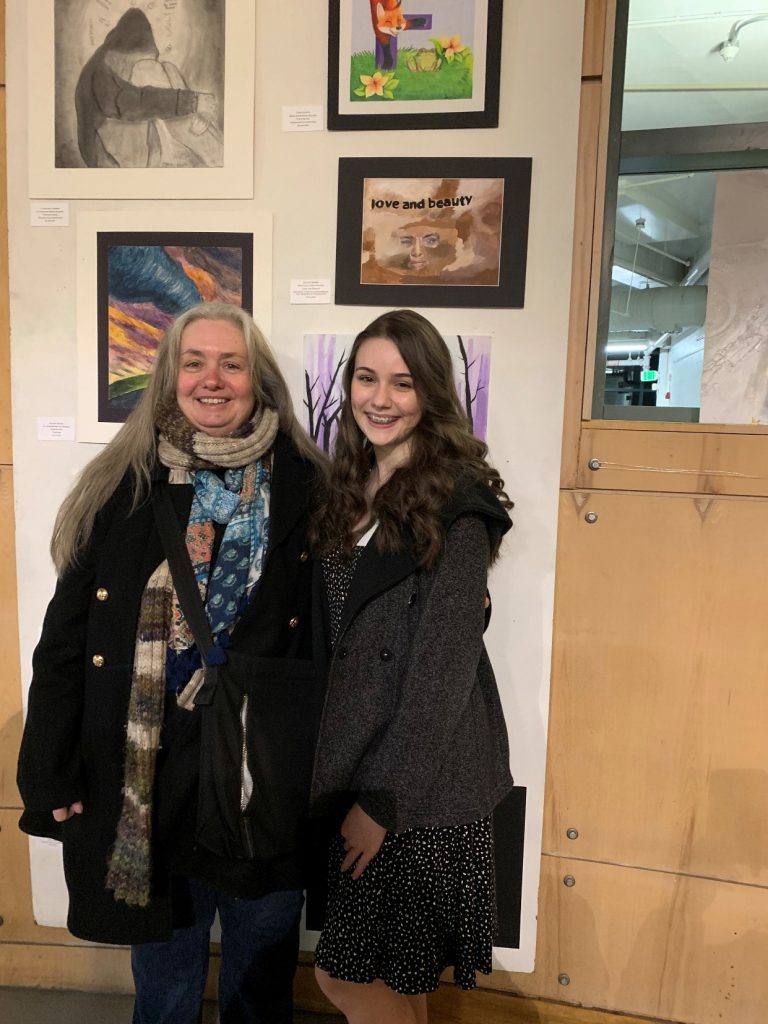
[105,402,278,907]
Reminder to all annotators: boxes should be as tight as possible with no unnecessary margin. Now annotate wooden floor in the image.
[399,990,669,1024]
[0,987,339,1024]
[0,985,677,1024]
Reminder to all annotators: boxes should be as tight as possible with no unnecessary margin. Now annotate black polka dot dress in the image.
[314,545,497,995]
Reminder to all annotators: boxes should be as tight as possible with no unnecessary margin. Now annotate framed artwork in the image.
[28,0,255,199]
[335,156,531,308]
[303,331,492,453]
[328,0,503,131]
[77,210,272,443]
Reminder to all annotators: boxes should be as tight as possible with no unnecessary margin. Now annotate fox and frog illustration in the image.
[369,0,432,69]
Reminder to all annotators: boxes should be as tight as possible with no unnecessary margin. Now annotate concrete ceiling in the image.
[615,171,715,278]
[623,1,768,130]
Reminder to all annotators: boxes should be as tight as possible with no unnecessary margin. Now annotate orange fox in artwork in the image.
[370,0,408,69]
[372,0,408,40]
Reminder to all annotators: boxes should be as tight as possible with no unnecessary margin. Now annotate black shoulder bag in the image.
[152,484,318,863]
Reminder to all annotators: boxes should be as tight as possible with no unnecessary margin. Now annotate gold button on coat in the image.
[92,654,105,668]
[288,616,299,629]
[299,551,309,562]
[96,587,109,601]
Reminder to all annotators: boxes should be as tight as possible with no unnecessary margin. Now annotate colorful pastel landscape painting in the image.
[97,232,253,421]
[304,331,491,453]
[350,0,477,103]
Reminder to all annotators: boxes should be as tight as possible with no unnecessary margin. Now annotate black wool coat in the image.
[17,433,322,945]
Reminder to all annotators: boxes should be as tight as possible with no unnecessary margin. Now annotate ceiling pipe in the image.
[639,247,711,357]
[609,285,708,333]
[620,173,695,189]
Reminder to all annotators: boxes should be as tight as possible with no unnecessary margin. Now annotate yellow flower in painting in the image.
[439,35,466,59]
[360,71,389,97]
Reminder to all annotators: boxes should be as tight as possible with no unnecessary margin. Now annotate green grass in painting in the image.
[350,48,473,102]
[108,373,151,399]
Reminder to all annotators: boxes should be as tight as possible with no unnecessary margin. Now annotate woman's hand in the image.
[340,802,387,879]
[52,801,83,822]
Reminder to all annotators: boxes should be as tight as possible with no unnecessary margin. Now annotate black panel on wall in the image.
[493,785,527,948]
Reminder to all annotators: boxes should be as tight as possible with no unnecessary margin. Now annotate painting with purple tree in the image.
[303,330,491,452]
[451,332,491,438]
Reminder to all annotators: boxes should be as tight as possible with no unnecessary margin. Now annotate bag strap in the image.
[151,482,215,664]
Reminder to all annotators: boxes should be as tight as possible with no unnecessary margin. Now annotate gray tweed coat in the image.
[310,482,514,833]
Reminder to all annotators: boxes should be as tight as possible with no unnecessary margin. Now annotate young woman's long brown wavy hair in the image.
[309,309,512,569]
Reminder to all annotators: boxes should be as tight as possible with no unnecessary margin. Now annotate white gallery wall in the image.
[6,0,584,973]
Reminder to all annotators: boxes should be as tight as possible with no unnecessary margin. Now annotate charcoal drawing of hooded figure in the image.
[74,10,221,169]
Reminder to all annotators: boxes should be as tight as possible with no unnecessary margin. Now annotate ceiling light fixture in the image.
[715,15,768,62]
[606,342,647,354]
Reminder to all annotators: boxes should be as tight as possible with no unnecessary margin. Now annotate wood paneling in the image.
[516,857,768,1024]
[562,0,616,487]
[545,490,768,884]
[561,80,602,488]
[0,944,134,992]
[581,0,617,421]
[0,91,10,467]
[0,469,22,807]
[581,0,607,77]
[577,427,768,497]
[0,0,5,87]
[0,0,16,819]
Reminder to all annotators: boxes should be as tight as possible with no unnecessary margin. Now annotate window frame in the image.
[591,0,768,421]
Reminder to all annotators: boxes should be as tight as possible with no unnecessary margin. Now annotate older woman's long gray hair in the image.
[51,303,322,574]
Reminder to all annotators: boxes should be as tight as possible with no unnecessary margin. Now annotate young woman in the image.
[309,309,514,1024]
[18,303,324,1024]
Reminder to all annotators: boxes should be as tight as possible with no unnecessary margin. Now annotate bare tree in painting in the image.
[456,334,485,434]
[304,350,347,453]
[304,333,489,449]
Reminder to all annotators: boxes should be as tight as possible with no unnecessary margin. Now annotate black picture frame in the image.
[335,156,531,309]
[328,0,503,131]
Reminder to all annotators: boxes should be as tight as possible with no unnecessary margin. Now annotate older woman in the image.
[17,303,324,1024]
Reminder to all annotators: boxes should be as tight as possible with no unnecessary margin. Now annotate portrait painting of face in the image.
[335,157,531,309]
[383,222,461,277]
[360,176,504,287]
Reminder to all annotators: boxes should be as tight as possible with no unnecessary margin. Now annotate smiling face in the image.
[350,336,422,468]
[175,318,254,436]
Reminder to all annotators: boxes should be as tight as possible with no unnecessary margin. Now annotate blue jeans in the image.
[131,880,303,1024]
